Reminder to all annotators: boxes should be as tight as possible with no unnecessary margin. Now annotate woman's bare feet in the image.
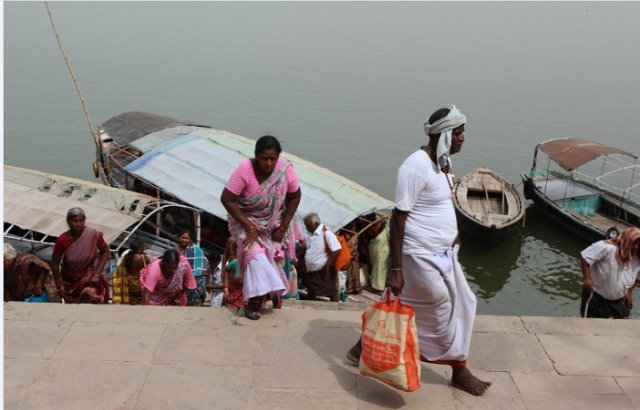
[451,366,491,396]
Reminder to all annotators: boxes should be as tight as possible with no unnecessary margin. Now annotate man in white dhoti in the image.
[347,105,491,396]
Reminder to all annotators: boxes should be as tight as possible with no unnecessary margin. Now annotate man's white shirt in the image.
[305,224,342,272]
[395,149,458,255]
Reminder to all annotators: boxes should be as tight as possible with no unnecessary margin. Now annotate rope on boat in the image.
[44,1,101,153]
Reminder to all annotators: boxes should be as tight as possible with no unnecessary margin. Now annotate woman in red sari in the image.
[51,207,110,303]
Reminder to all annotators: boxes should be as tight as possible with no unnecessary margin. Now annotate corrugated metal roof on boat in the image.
[101,111,209,146]
[192,128,393,216]
[4,165,155,243]
[129,125,205,154]
[123,129,393,231]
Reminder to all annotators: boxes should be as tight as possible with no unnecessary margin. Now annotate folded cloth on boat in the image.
[423,104,466,169]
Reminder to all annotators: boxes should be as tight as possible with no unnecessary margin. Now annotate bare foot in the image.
[346,339,362,366]
[451,366,491,396]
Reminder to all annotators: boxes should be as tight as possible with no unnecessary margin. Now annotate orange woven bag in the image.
[359,289,421,392]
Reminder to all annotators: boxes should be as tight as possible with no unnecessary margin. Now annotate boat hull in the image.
[521,173,621,243]
[455,208,522,244]
[453,168,525,244]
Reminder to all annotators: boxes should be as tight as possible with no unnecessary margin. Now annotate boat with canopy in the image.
[521,138,640,242]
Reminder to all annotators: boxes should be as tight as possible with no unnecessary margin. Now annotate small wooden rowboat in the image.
[453,167,525,243]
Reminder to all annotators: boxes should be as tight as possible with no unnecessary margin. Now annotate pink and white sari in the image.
[227,158,304,300]
[140,256,196,306]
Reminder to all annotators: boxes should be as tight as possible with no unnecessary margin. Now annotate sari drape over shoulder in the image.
[140,256,196,306]
[54,227,109,303]
[228,158,304,299]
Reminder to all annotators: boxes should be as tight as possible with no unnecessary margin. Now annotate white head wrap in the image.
[423,104,466,169]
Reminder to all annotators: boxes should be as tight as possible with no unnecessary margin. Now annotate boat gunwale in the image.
[453,167,525,230]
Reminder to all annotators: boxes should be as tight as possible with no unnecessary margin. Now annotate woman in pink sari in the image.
[140,249,196,306]
[221,135,303,320]
[51,207,110,303]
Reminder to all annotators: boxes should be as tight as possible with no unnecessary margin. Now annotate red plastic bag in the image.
[359,289,421,392]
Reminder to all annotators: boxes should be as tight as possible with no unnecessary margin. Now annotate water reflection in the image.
[459,205,590,316]
[520,205,585,300]
[459,230,522,301]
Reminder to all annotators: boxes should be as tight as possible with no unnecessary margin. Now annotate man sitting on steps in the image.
[300,213,342,302]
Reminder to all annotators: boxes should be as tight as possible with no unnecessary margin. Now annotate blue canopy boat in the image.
[93,111,393,247]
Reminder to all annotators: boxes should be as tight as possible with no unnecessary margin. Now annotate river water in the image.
[4,2,640,316]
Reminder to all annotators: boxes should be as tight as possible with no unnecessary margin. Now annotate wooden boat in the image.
[521,138,640,242]
[453,167,525,243]
[91,111,393,245]
[4,165,201,267]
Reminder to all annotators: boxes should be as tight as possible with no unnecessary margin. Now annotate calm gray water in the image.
[4,2,640,316]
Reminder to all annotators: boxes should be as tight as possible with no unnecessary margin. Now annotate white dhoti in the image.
[242,253,287,300]
[399,245,476,363]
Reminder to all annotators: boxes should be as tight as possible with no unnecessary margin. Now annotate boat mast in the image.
[44,1,102,156]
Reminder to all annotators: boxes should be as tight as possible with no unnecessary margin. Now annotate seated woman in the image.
[4,243,52,302]
[51,207,110,303]
[112,240,150,305]
[140,249,196,306]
